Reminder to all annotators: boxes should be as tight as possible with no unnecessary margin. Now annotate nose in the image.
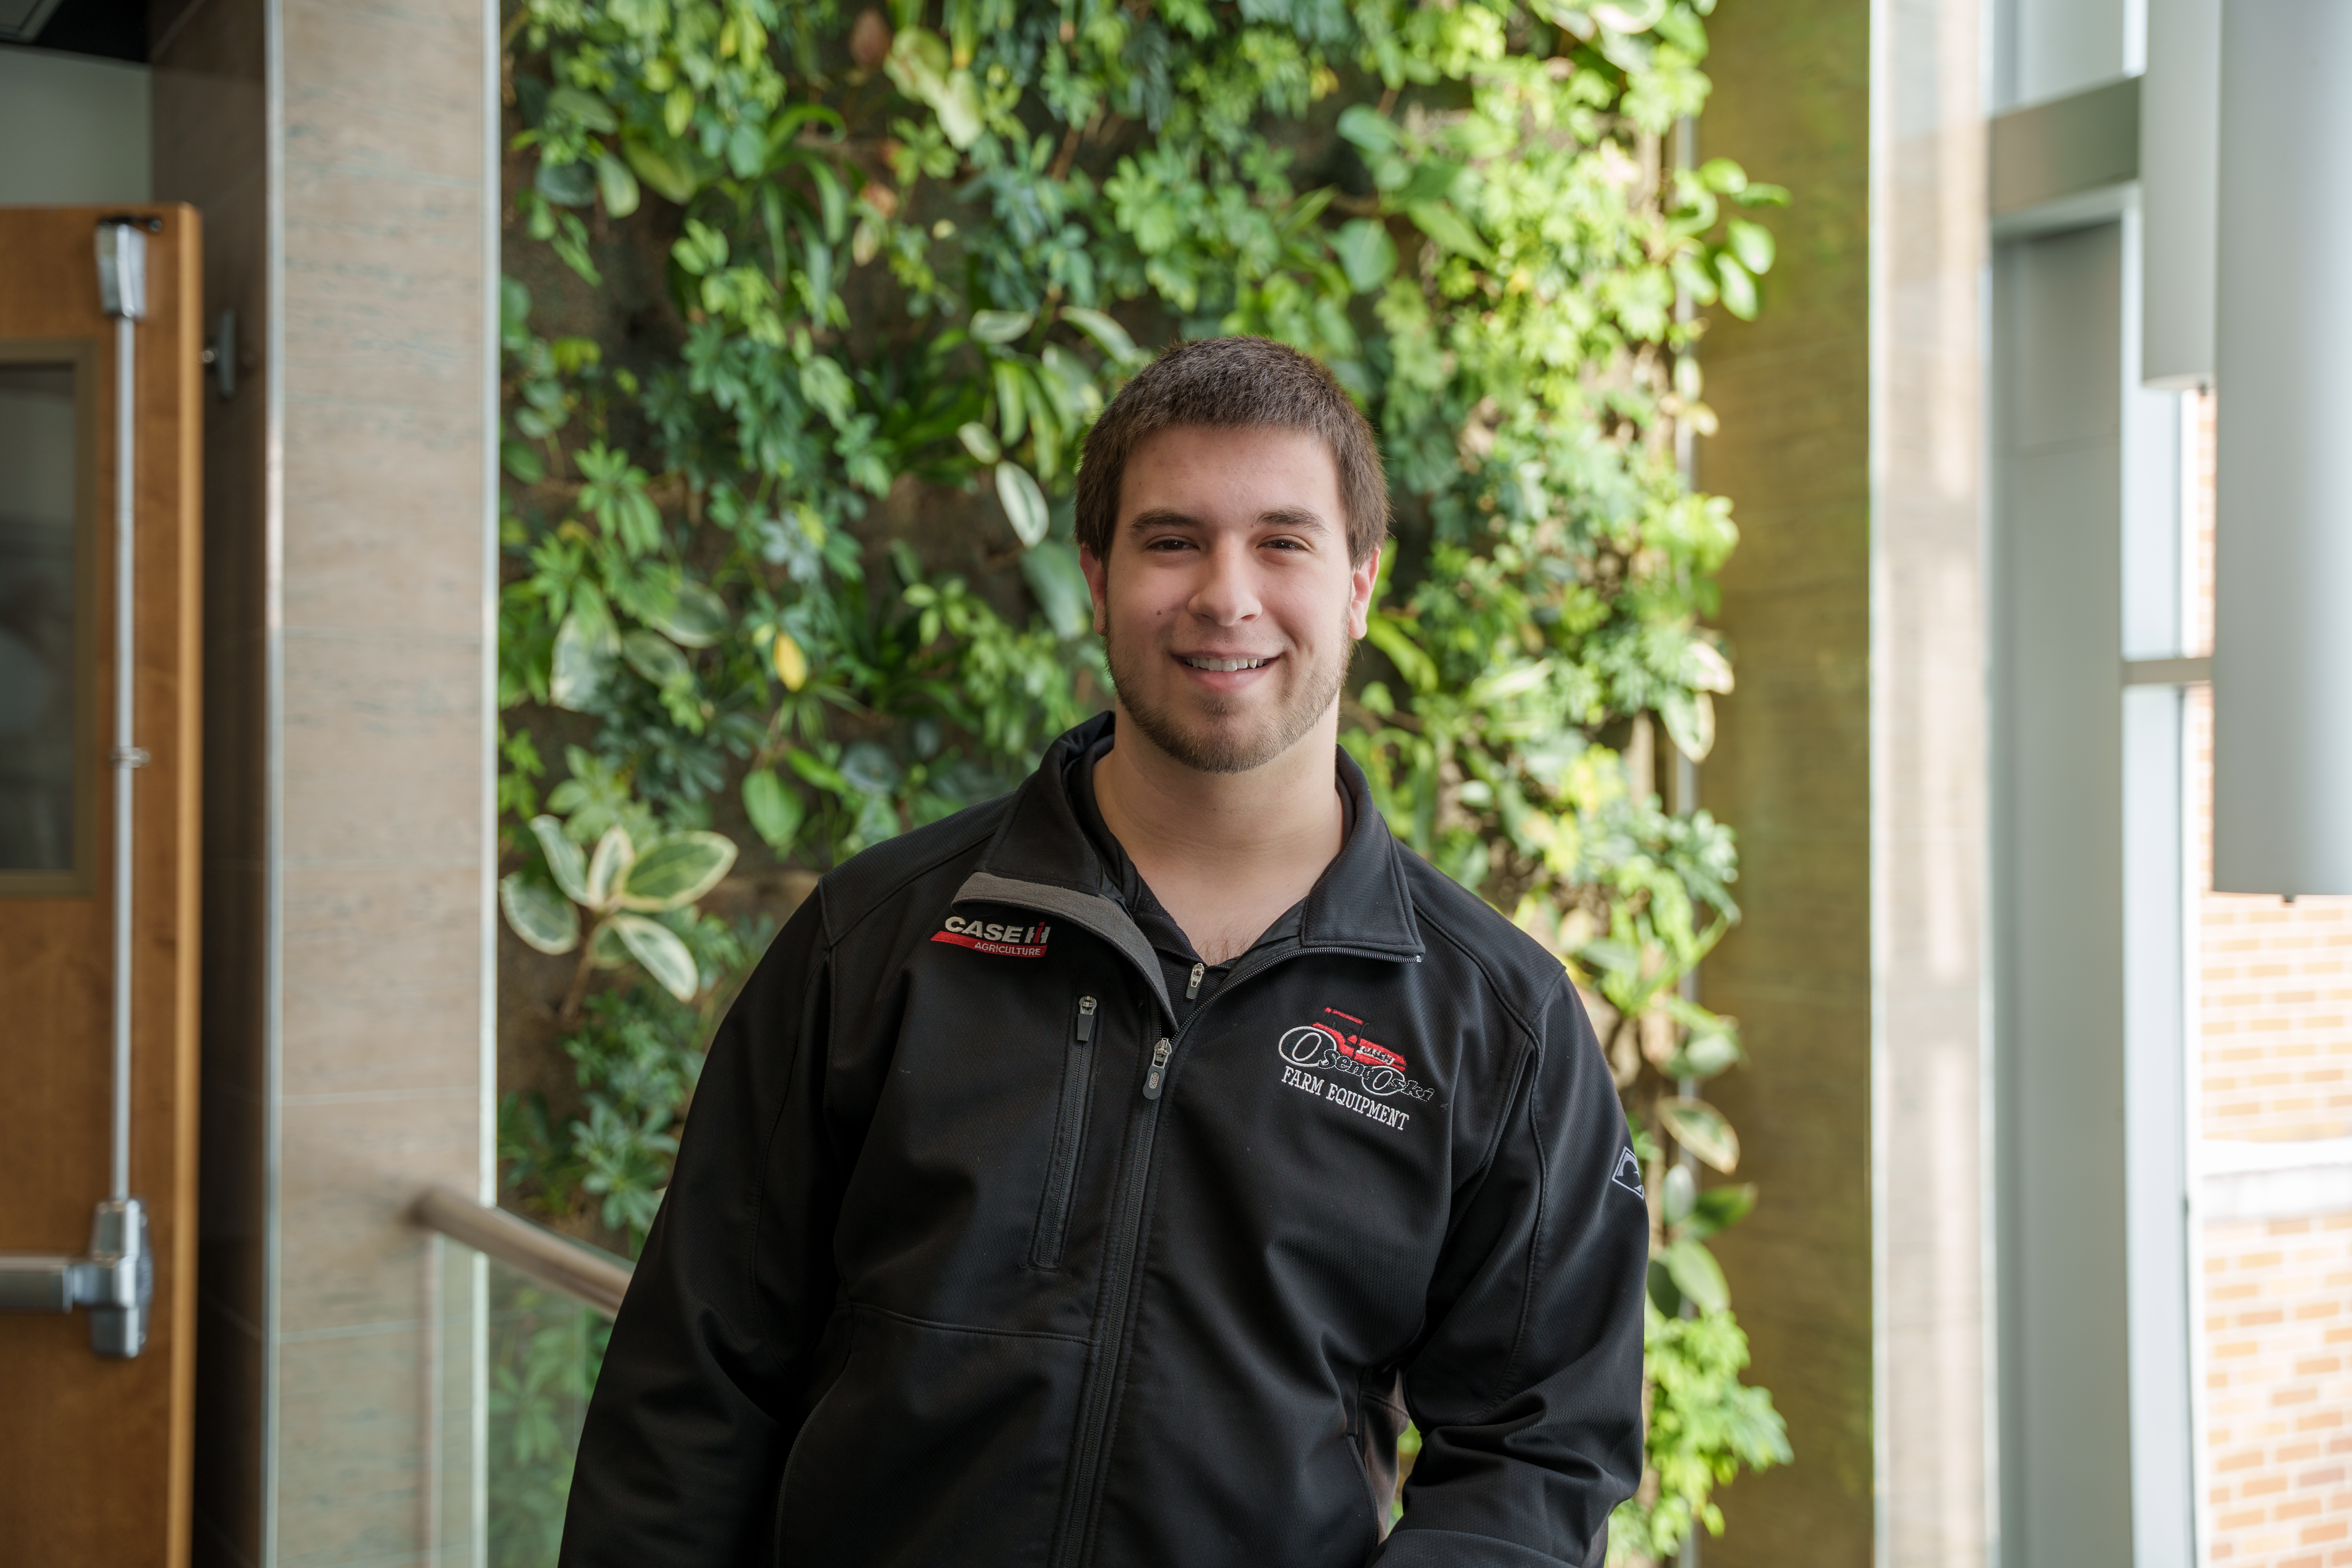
[1187,534,1262,627]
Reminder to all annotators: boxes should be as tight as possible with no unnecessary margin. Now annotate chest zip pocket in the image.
[1030,996,1098,1270]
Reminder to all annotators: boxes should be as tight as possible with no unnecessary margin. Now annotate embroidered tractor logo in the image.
[1279,1018,1433,1101]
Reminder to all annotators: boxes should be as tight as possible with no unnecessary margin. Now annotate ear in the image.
[1079,543,1109,635]
[1346,545,1381,640]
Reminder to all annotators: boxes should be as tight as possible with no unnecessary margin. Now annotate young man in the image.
[560,337,1648,1567]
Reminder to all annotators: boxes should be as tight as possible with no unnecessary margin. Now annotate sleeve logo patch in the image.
[1276,1007,1434,1132]
[1611,1147,1646,1199]
[933,915,1050,958]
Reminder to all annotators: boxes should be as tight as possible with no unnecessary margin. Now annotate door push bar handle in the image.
[0,1200,153,1357]
[0,220,162,1361]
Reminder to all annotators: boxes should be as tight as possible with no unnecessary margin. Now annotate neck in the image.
[1091,708,1344,875]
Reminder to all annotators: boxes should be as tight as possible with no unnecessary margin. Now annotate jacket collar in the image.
[972,712,1424,961]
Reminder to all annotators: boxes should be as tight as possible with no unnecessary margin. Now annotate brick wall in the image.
[2203,1215,2352,1565]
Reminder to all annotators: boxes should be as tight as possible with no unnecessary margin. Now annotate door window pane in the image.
[0,358,82,877]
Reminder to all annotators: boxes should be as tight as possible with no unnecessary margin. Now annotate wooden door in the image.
[0,205,202,1566]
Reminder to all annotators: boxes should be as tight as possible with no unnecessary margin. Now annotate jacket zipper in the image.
[1031,996,1099,1270]
[1050,948,1293,1568]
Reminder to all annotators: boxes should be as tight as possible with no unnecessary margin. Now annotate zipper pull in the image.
[1075,995,1096,1043]
[1186,961,1205,1001]
[1142,1038,1172,1100]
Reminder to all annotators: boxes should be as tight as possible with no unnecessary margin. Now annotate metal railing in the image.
[410,1186,632,1316]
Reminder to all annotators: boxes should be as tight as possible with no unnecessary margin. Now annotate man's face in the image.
[1080,424,1380,775]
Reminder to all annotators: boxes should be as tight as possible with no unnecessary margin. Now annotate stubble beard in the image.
[1102,605,1353,776]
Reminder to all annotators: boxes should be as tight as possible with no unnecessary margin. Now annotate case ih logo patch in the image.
[932,916,1051,958]
[1277,1008,1433,1133]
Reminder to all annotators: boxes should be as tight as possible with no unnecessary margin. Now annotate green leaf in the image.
[1715,254,1759,320]
[534,158,596,209]
[1725,219,1776,276]
[742,769,805,854]
[1684,1182,1759,1240]
[609,912,700,1001]
[970,309,1035,345]
[935,70,984,149]
[621,628,692,688]
[549,603,618,712]
[498,275,530,347]
[1695,156,1748,193]
[618,831,738,910]
[994,359,1027,445]
[527,815,588,904]
[1399,160,1466,205]
[884,24,950,98]
[500,438,544,483]
[1020,541,1094,639]
[995,463,1050,548]
[1405,201,1491,263]
[958,421,1001,462]
[1665,1023,1742,1080]
[646,579,729,648]
[621,130,704,205]
[785,749,849,793]
[800,355,857,428]
[584,824,636,910]
[589,917,631,970]
[1657,1096,1741,1173]
[498,872,580,955]
[839,741,900,795]
[546,85,617,134]
[594,153,640,218]
[1332,218,1398,294]
[1363,616,1438,694]
[1337,104,1401,152]
[1657,689,1716,762]
[806,158,848,243]
[1661,1236,1730,1313]
[1061,307,1143,365]
[1662,1162,1696,1225]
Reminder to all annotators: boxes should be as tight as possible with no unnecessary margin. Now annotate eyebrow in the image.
[1126,506,1334,537]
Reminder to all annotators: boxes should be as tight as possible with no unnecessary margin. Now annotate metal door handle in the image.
[0,1201,151,1356]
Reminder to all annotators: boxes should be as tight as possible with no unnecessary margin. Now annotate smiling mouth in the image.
[1180,655,1273,672]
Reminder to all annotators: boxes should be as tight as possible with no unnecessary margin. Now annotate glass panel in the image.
[2183,377,2352,1564]
[486,1255,610,1568]
[431,1235,486,1568]
[0,359,81,875]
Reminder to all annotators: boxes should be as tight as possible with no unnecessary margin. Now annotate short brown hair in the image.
[1074,336,1388,564]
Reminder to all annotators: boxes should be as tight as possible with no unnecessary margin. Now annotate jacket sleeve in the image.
[1370,976,1650,1568]
[560,893,844,1567]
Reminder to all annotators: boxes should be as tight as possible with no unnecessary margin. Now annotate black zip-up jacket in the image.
[561,714,1648,1568]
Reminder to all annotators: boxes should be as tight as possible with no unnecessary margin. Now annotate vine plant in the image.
[492,0,1790,1561]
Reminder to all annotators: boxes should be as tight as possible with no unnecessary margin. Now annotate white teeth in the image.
[1183,656,1268,672]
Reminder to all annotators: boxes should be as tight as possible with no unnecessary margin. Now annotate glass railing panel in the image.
[429,1234,485,1568]
[419,1192,629,1568]
[485,1255,611,1568]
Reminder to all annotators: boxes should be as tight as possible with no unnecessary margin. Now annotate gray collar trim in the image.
[952,871,1175,1020]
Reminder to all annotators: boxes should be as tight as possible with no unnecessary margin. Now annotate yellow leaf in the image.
[772,631,809,692]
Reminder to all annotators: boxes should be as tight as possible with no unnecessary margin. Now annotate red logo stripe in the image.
[930,930,1048,958]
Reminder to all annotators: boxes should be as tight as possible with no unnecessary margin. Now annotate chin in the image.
[1122,693,1321,776]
